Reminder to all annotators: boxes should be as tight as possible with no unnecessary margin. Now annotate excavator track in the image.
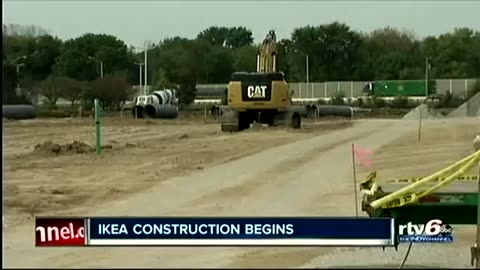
[220,110,302,132]
[221,122,240,132]
[220,109,239,132]
[272,111,301,129]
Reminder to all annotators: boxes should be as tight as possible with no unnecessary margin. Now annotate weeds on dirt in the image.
[433,92,465,108]
[33,141,96,156]
[31,141,124,156]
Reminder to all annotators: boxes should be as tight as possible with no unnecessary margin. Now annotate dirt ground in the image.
[3,116,353,226]
[3,115,480,268]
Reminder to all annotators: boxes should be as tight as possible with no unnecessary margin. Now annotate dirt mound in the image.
[448,92,480,118]
[33,141,95,155]
[402,104,444,120]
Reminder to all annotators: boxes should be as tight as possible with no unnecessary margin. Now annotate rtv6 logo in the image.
[398,219,453,243]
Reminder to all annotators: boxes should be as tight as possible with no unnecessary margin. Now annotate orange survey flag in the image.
[353,144,374,168]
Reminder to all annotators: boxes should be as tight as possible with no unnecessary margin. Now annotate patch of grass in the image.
[388,96,414,109]
[331,92,346,105]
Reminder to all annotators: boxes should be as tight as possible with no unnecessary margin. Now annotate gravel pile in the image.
[402,104,444,120]
[303,244,470,268]
[448,92,480,118]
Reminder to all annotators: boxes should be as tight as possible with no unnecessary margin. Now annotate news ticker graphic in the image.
[36,217,395,247]
[35,218,86,246]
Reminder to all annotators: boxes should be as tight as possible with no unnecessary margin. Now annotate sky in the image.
[3,0,480,48]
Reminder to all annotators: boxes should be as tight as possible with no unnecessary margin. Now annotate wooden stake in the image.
[352,143,359,217]
[418,108,423,142]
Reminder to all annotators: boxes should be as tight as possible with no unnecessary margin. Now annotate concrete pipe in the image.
[2,104,37,119]
[352,107,372,113]
[151,89,175,105]
[144,104,179,119]
[131,106,145,118]
[317,105,354,118]
[165,89,174,103]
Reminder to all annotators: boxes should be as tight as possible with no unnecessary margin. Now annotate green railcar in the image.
[371,80,437,97]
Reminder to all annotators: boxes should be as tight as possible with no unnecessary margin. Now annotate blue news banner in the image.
[86,217,395,246]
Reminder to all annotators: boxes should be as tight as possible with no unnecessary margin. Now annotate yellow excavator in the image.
[220,30,305,132]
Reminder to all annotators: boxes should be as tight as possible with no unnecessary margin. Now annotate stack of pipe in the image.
[151,89,175,105]
[132,89,179,119]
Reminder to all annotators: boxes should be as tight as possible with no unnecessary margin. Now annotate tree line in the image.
[3,23,480,109]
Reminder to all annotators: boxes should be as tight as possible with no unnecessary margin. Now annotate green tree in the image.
[362,27,422,80]
[152,38,209,105]
[32,76,64,109]
[203,46,235,83]
[57,77,85,109]
[53,33,134,81]
[86,74,134,110]
[226,26,254,48]
[177,83,197,108]
[197,26,230,47]
[232,45,258,72]
[3,24,49,38]
[152,68,175,90]
[431,28,480,78]
[4,24,63,82]
[318,22,363,81]
[5,23,480,89]
[28,35,63,81]
[276,39,292,77]
[290,22,362,81]
[197,26,254,48]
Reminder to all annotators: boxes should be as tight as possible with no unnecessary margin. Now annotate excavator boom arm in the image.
[257,30,278,73]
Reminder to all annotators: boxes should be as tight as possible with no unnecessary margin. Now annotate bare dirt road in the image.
[3,116,480,268]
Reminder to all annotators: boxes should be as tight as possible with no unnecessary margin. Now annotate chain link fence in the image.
[194,78,479,99]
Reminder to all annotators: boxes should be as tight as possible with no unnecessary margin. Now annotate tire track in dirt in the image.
[3,120,399,268]
[188,122,383,211]
[219,121,416,269]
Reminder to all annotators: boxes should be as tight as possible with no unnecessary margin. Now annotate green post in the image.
[94,99,103,155]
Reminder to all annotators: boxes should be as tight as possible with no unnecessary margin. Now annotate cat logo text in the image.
[247,85,267,99]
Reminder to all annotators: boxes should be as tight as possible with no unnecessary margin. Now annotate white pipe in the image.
[144,44,147,95]
[272,54,276,72]
[256,55,260,72]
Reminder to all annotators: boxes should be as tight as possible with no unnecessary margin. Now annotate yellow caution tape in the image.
[368,150,480,210]
[386,175,479,183]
